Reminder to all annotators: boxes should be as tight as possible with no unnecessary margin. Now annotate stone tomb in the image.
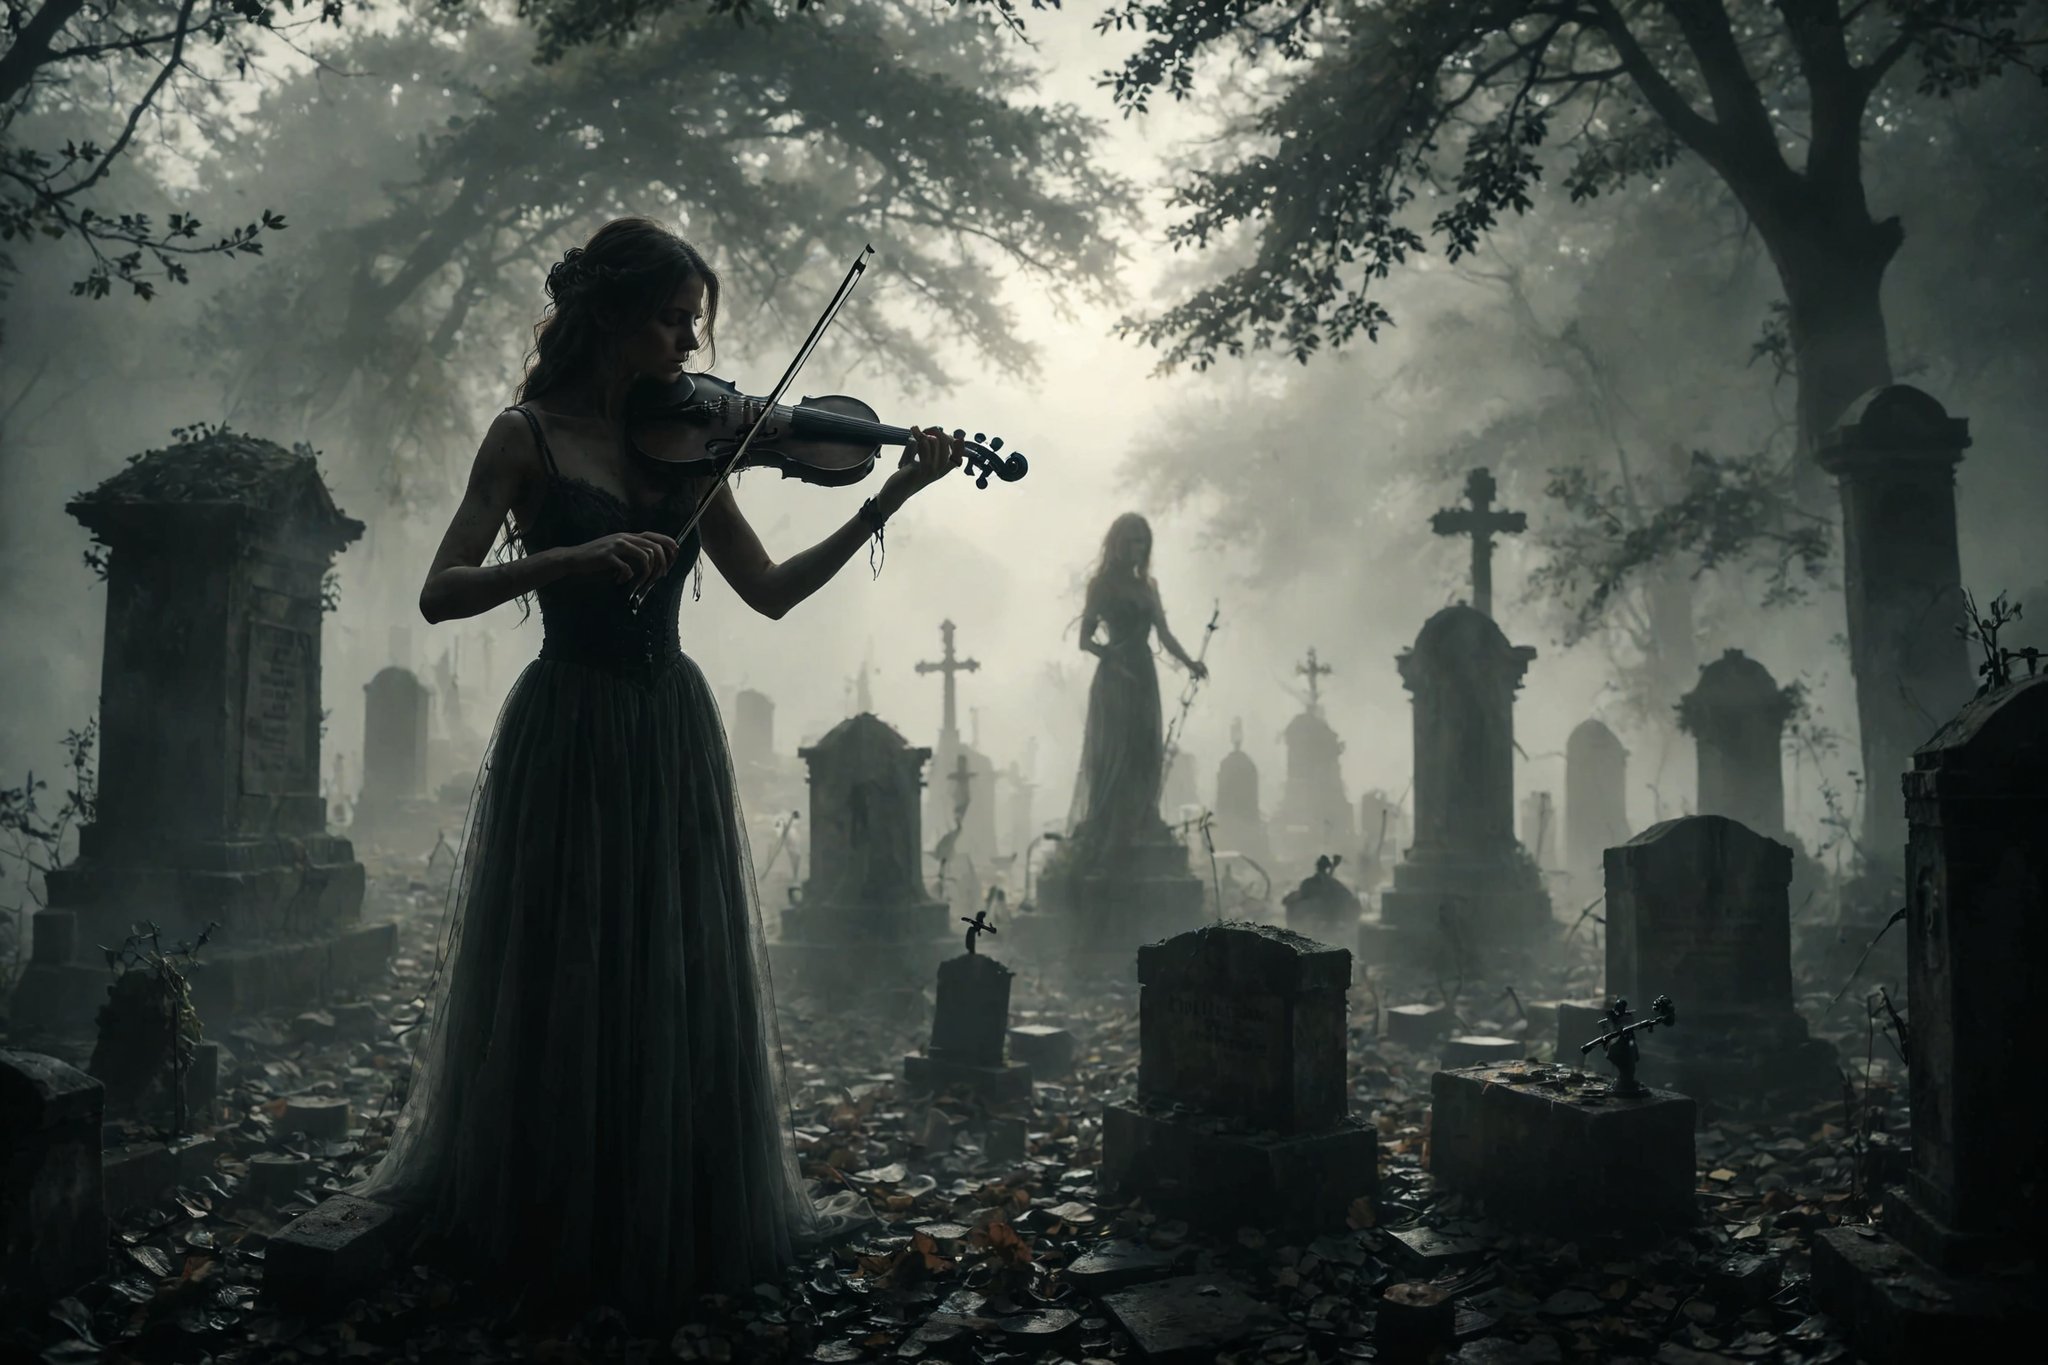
[1367,606,1552,967]
[1431,1061,1695,1235]
[1102,923,1377,1230]
[903,953,1032,1103]
[1,1050,106,1310]
[771,712,950,995]
[1212,718,1274,867]
[11,434,389,1030]
[1605,815,1837,1106]
[1815,675,2048,1362]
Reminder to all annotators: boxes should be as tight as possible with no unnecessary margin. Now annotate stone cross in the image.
[1295,648,1334,710]
[915,619,980,753]
[1429,468,1527,619]
[946,750,975,823]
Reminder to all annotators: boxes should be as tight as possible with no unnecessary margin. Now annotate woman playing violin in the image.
[354,217,962,1322]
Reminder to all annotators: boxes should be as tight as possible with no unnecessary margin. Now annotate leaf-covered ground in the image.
[5,861,1902,1365]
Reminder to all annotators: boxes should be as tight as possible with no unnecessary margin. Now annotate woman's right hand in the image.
[560,531,680,592]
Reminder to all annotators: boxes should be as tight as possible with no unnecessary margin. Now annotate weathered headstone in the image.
[1160,746,1198,821]
[1,1050,106,1309]
[1814,674,2048,1361]
[1371,606,1551,964]
[1102,924,1378,1230]
[10,433,387,1030]
[1213,719,1273,866]
[352,666,431,846]
[731,687,775,774]
[1271,651,1356,871]
[1815,386,1975,886]
[1604,816,1837,1105]
[1677,650,1794,839]
[903,953,1032,1102]
[1431,1060,1695,1234]
[771,713,949,992]
[1282,854,1362,947]
[1565,719,1630,894]
[917,621,997,884]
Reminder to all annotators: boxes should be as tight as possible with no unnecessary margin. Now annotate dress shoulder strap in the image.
[506,404,561,477]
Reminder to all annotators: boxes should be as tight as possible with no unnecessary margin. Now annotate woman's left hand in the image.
[881,425,963,509]
[1189,661,1210,682]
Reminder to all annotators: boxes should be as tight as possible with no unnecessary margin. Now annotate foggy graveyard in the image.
[2,5,2045,1365]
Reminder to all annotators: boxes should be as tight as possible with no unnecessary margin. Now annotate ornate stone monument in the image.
[1814,675,2047,1361]
[1565,719,1630,895]
[1604,815,1836,1106]
[1369,606,1551,965]
[1102,924,1378,1230]
[1816,386,1975,887]
[12,434,388,1029]
[771,712,950,990]
[1271,649,1355,870]
[1212,718,1273,867]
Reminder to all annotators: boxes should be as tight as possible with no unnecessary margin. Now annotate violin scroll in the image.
[955,430,1028,490]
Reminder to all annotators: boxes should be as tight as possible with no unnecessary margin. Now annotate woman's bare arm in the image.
[1151,582,1206,675]
[699,426,961,620]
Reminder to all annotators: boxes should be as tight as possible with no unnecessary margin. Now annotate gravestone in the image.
[1271,651,1356,871]
[771,712,949,992]
[11,433,387,1031]
[1565,720,1630,894]
[1282,855,1362,947]
[1370,606,1551,966]
[1677,650,1794,839]
[1160,747,1199,821]
[731,688,775,773]
[727,687,803,838]
[1,1050,106,1308]
[1102,923,1378,1229]
[903,953,1032,1102]
[1431,1060,1695,1234]
[1518,791,1557,870]
[1604,816,1836,1105]
[351,666,431,847]
[1213,719,1274,866]
[1814,674,2047,1361]
[917,622,997,888]
[1816,386,1975,887]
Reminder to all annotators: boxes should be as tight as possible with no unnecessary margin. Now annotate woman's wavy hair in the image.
[518,218,720,407]
[1085,512,1154,610]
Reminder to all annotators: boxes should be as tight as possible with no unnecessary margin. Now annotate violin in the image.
[625,371,1028,490]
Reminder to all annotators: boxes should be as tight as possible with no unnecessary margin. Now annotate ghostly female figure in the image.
[1065,513,1207,863]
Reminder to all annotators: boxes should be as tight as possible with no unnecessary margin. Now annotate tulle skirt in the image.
[354,651,814,1318]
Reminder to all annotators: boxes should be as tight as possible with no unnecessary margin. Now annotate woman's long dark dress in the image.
[354,409,813,1317]
[1065,584,1168,863]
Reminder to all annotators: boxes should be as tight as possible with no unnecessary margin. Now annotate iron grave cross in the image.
[915,619,980,752]
[1429,467,1527,619]
[1296,648,1334,710]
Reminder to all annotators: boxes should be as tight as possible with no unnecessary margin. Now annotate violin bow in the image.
[630,244,874,610]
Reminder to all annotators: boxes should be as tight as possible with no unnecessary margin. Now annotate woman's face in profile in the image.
[620,276,706,380]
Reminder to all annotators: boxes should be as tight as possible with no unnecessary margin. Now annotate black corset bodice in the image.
[526,473,702,682]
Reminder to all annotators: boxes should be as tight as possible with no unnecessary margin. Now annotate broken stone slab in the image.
[1706,1251,1781,1307]
[266,1193,408,1313]
[102,1140,177,1217]
[900,1054,1032,1105]
[1383,1003,1455,1048]
[1384,1225,1490,1274]
[1101,1103,1377,1233]
[1430,1064,1696,1235]
[1811,1226,2043,1365]
[247,1151,315,1203]
[1441,1036,1526,1069]
[1062,1239,1184,1294]
[1099,1273,1281,1362]
[1,1049,106,1308]
[1378,1280,1455,1361]
[1006,1024,1076,1076]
